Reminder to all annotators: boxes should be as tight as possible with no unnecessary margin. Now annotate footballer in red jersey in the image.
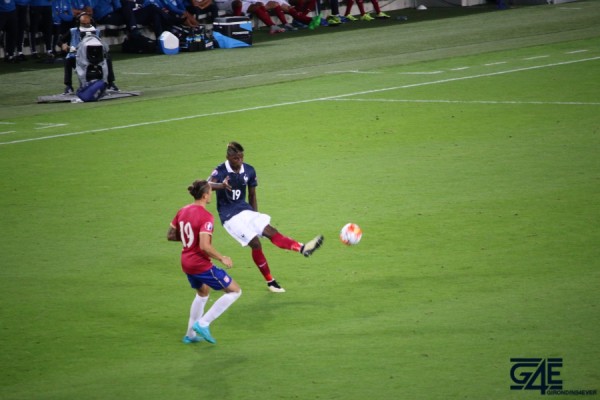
[171,204,215,275]
[168,180,242,345]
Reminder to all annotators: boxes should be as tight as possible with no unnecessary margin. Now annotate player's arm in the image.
[248,185,257,211]
[208,175,231,191]
[199,232,233,268]
[167,223,180,241]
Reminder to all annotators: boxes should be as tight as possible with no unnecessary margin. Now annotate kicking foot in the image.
[301,235,324,257]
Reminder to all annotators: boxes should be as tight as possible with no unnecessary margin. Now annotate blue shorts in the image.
[186,266,233,290]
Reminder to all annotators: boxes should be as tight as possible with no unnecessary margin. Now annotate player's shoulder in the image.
[180,204,199,213]
[210,162,227,177]
[183,204,213,220]
[199,204,212,214]
[175,204,192,218]
[243,162,256,173]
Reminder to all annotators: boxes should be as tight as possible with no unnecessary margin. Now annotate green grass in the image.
[1,1,600,399]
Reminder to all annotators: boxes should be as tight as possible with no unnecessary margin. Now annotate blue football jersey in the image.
[209,161,257,223]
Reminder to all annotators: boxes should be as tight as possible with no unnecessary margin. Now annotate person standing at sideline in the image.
[208,141,324,293]
[1,0,18,63]
[168,180,242,345]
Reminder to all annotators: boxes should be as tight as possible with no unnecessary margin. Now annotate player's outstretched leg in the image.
[301,235,324,257]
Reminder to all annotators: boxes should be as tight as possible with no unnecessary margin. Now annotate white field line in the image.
[278,72,309,76]
[2,56,599,147]
[398,71,443,75]
[326,70,381,74]
[523,55,550,60]
[329,99,600,106]
[34,123,68,130]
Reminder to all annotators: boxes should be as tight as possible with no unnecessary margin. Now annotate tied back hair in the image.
[188,180,210,200]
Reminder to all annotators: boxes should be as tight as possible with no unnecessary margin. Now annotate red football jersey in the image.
[171,204,215,274]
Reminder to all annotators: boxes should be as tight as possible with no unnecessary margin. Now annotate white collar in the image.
[225,160,244,174]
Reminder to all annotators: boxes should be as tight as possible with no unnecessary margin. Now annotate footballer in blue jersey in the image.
[208,141,324,293]
[210,160,257,225]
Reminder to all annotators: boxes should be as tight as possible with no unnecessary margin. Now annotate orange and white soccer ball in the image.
[340,223,362,246]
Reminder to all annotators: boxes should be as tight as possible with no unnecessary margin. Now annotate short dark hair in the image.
[227,141,244,156]
[77,12,94,26]
[188,180,210,200]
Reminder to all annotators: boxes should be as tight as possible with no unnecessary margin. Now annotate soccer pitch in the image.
[1,2,599,399]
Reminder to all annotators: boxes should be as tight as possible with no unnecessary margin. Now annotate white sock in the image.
[186,294,208,337]
[198,290,242,327]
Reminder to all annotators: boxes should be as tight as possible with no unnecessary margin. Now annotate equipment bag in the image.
[122,33,157,54]
[171,25,213,52]
[77,79,107,102]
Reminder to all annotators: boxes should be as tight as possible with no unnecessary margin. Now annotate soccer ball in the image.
[340,223,362,246]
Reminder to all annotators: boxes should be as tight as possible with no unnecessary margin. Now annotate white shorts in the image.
[223,210,271,246]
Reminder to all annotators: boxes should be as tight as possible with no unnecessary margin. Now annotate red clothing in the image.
[171,204,215,274]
